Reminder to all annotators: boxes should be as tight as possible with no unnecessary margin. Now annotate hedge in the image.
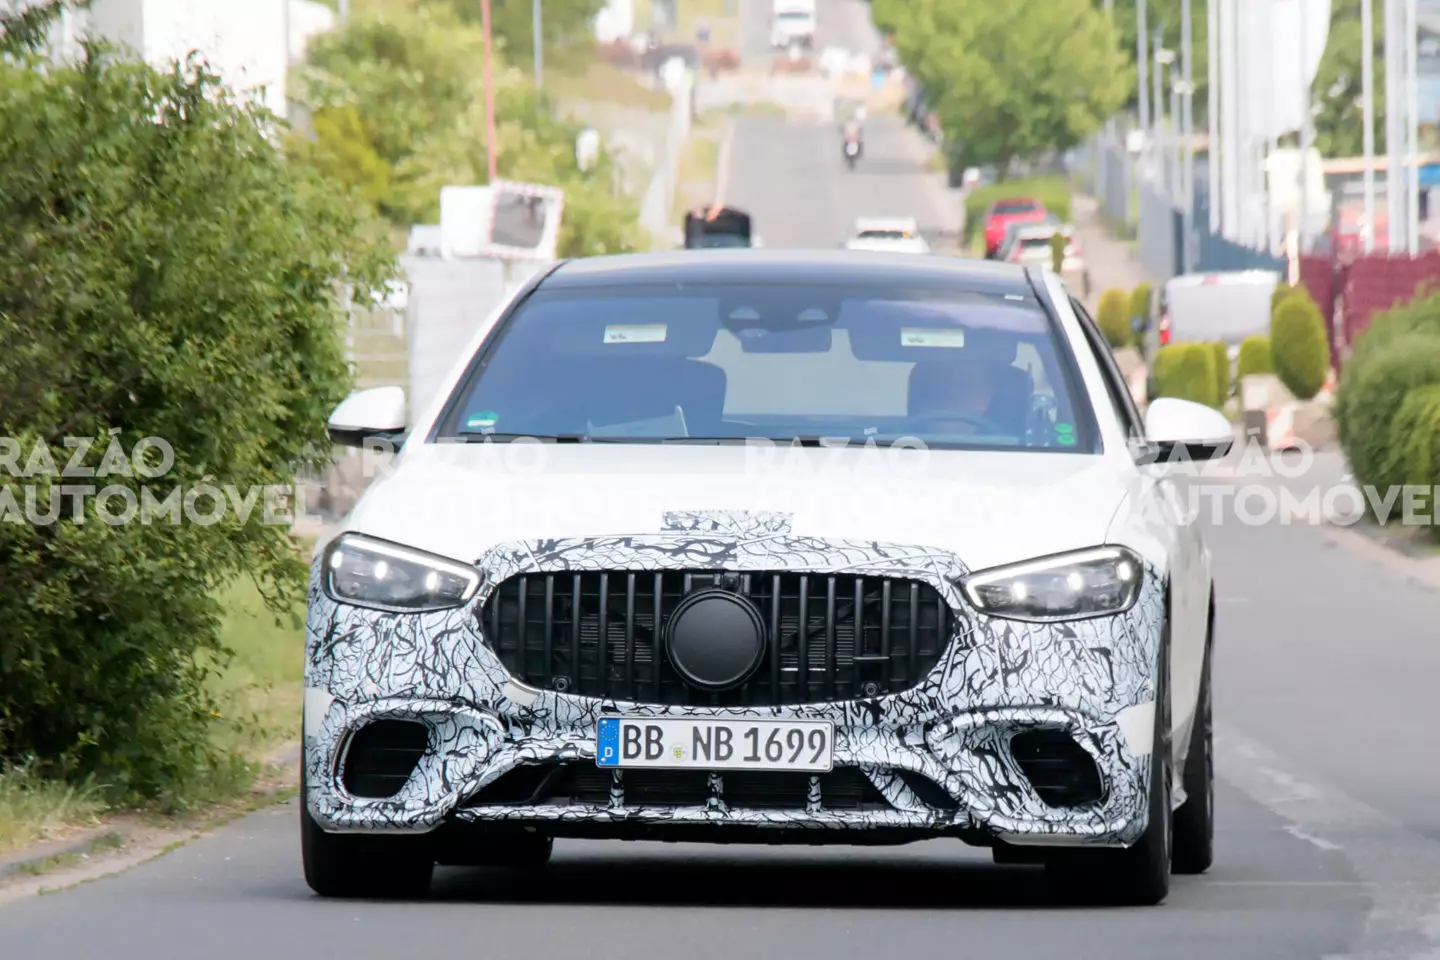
[1271,281,1308,314]
[1210,341,1230,406]
[1128,282,1151,348]
[1345,283,1440,373]
[1376,385,1440,538]
[1270,289,1329,400]
[1096,287,1131,349]
[1336,333,1440,499]
[1237,335,1273,378]
[963,177,1073,248]
[1152,343,1218,408]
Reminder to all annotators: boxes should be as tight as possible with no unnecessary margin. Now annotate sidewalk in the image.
[1069,194,1154,314]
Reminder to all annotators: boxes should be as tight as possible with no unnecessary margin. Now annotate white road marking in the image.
[1218,722,1440,959]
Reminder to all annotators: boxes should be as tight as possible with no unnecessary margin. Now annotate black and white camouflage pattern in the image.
[304,510,1166,845]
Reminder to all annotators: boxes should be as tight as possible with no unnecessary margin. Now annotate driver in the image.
[906,355,997,436]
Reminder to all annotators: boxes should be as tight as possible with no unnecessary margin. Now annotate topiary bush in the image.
[1336,333,1440,500]
[1375,384,1440,538]
[1210,341,1230,406]
[1050,231,1066,273]
[1269,288,1330,400]
[1271,281,1307,314]
[0,31,392,798]
[1237,335,1274,379]
[1128,282,1151,347]
[1096,287,1131,349]
[1151,343,1219,408]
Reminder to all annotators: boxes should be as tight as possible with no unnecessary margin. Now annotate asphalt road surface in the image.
[3,4,1439,958]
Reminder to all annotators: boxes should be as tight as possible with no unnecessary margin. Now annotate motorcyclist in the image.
[842,117,863,159]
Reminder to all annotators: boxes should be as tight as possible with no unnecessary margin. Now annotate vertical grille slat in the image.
[481,569,953,707]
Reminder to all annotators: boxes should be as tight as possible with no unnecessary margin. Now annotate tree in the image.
[293,4,640,254]
[0,24,392,795]
[1090,0,1210,125]
[900,0,1130,176]
[1310,0,1387,158]
[427,0,606,73]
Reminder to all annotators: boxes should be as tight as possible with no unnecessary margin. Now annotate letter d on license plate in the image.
[595,717,834,772]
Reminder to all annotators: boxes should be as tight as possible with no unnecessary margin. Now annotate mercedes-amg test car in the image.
[304,251,1233,906]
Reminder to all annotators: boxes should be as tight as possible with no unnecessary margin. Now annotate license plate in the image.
[595,717,834,772]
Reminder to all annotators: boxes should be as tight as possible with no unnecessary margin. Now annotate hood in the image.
[337,444,1135,574]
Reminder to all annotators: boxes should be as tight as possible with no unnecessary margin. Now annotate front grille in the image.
[465,763,891,811]
[340,719,429,799]
[480,570,954,706]
[1010,729,1105,808]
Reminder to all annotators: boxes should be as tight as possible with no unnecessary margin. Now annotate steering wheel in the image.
[905,410,1008,436]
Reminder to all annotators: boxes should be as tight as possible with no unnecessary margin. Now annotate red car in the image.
[982,197,1049,258]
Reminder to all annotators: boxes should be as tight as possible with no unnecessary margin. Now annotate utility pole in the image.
[1154,27,1166,185]
[1407,0,1420,253]
[1386,0,1404,252]
[1220,0,1241,241]
[1362,0,1376,252]
[481,0,497,181]
[1208,0,1220,234]
[1182,0,1195,270]
[1138,0,1151,166]
[534,0,544,89]
[1300,0,1315,251]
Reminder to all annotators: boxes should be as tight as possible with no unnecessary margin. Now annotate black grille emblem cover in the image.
[663,589,767,690]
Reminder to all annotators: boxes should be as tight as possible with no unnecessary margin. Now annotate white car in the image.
[305,250,1232,906]
[844,217,931,253]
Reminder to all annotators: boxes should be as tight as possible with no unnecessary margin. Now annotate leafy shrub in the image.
[0,40,391,797]
[1376,385,1440,538]
[1271,281,1307,314]
[963,177,1072,248]
[1344,283,1440,373]
[1096,288,1131,349]
[1128,282,1151,347]
[1049,232,1066,272]
[1337,334,1440,499]
[1269,289,1330,400]
[1237,336,1274,378]
[1151,344,1219,408]
[1210,341,1231,405]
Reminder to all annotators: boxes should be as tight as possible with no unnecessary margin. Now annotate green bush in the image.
[1237,336,1274,379]
[1210,341,1231,405]
[1269,289,1330,400]
[1049,232,1066,273]
[1271,281,1307,314]
[1096,288,1131,349]
[1128,282,1151,347]
[1337,334,1440,498]
[0,38,391,797]
[1376,385,1440,538]
[963,177,1073,248]
[1344,283,1440,373]
[1151,344,1219,408]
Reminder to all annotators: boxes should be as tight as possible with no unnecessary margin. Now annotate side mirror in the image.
[327,386,408,449]
[1138,397,1234,464]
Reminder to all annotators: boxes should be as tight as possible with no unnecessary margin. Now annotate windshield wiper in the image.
[456,432,623,443]
[656,436,830,446]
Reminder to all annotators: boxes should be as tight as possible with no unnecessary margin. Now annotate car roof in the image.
[543,249,1033,294]
[854,216,919,233]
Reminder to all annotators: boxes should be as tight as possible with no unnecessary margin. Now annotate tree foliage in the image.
[0,37,393,796]
[1310,0,1387,158]
[427,0,606,72]
[875,0,1129,174]
[292,3,640,256]
[1087,0,1209,124]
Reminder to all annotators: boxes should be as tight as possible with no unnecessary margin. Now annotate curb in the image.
[0,741,300,884]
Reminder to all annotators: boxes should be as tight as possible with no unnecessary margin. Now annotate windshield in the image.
[777,11,813,20]
[857,230,911,240]
[993,202,1040,216]
[1020,237,1054,250]
[694,233,751,248]
[437,281,1095,452]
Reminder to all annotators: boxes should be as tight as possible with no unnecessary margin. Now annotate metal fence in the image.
[1073,132,1286,284]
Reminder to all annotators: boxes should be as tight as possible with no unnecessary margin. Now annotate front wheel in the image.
[300,773,435,898]
[1046,633,1173,906]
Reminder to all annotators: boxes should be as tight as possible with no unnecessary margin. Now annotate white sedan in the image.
[844,216,931,253]
[305,250,1233,906]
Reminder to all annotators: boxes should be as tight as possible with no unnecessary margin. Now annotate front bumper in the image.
[304,528,1166,848]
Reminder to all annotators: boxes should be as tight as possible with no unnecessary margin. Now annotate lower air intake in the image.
[1009,729,1104,808]
[340,719,429,799]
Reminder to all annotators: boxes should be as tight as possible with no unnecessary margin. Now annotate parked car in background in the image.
[983,197,1050,258]
[997,222,1089,296]
[994,215,1062,261]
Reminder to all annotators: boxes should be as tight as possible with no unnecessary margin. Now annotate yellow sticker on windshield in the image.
[900,328,966,348]
[603,324,667,344]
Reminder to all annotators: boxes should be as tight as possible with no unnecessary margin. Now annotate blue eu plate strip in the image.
[596,717,620,767]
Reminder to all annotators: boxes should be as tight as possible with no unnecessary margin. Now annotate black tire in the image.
[300,773,435,899]
[1047,632,1173,906]
[1172,614,1214,875]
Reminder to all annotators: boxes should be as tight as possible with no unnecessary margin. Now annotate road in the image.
[3,3,1440,958]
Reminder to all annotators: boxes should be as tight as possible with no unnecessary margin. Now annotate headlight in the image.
[323,533,482,613]
[959,546,1142,623]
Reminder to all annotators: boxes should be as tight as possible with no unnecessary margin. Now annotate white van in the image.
[1142,269,1280,399]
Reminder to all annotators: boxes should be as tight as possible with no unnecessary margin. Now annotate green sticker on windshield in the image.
[466,411,499,429]
[1057,433,1077,446]
[1055,422,1074,434]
